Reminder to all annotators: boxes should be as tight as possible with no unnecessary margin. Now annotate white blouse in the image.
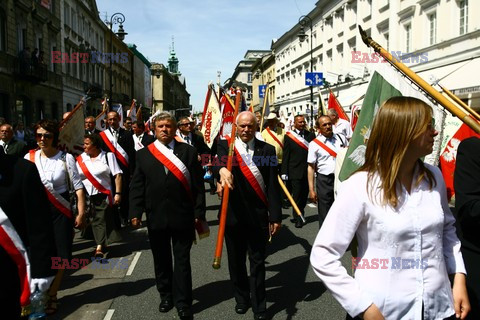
[310,163,465,320]
[76,151,122,196]
[25,150,83,193]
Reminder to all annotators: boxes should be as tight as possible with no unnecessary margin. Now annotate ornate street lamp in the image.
[108,13,127,109]
[298,14,315,127]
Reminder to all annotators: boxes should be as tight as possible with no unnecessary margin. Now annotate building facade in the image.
[271,0,479,126]
[0,0,63,125]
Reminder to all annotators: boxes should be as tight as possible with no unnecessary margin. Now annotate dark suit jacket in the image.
[454,137,480,252]
[191,133,210,156]
[3,138,28,158]
[140,133,155,148]
[129,140,206,231]
[281,130,315,180]
[0,154,56,278]
[85,129,101,135]
[215,138,282,228]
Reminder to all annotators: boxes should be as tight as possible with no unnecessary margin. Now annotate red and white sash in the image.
[76,153,113,205]
[234,140,268,206]
[28,150,73,219]
[100,130,129,167]
[148,141,193,200]
[266,128,284,149]
[286,131,309,150]
[0,206,31,308]
[312,138,337,158]
[133,134,144,151]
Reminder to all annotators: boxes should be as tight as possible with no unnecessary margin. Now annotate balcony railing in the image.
[14,57,48,82]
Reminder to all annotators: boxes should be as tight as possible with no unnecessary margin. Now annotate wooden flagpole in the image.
[213,88,243,269]
[358,26,480,134]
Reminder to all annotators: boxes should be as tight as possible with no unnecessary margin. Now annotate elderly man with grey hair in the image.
[0,123,28,158]
[327,108,352,141]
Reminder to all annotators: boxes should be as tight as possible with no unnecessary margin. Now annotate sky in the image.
[96,0,317,112]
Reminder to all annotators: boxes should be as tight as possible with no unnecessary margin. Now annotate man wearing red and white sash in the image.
[0,152,56,319]
[281,114,315,228]
[102,111,135,227]
[130,112,206,320]
[217,111,282,320]
[307,116,347,228]
[261,113,285,170]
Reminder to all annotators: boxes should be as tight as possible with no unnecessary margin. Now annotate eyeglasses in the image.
[178,123,190,126]
[36,133,54,139]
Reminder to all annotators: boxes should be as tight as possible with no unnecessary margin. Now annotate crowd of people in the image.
[1,95,479,320]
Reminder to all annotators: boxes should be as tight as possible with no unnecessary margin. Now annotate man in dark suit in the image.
[216,111,282,320]
[0,150,56,319]
[177,116,215,193]
[281,115,315,228]
[0,124,28,158]
[455,136,480,319]
[102,111,135,227]
[84,116,101,135]
[130,112,206,320]
[132,120,155,151]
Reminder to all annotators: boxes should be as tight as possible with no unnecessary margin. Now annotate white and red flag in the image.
[200,84,222,148]
[328,90,350,121]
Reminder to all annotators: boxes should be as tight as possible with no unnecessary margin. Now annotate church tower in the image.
[168,36,181,76]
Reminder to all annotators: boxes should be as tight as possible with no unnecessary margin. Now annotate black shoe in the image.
[254,313,268,320]
[295,219,304,228]
[158,299,173,313]
[177,307,193,320]
[290,218,296,223]
[235,303,250,314]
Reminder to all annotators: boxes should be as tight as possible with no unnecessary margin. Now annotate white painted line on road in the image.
[127,251,142,276]
[103,309,115,320]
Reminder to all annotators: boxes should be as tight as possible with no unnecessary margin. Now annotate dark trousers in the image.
[290,177,309,220]
[0,247,21,319]
[462,247,480,319]
[225,225,269,314]
[316,173,334,228]
[148,227,193,309]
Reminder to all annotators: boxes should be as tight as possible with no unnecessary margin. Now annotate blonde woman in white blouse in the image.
[310,97,470,320]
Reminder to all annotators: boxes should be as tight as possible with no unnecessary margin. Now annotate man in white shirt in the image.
[307,115,347,228]
[327,109,352,140]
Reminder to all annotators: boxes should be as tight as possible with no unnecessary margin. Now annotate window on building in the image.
[17,26,27,53]
[64,4,70,26]
[428,12,437,45]
[405,24,411,52]
[71,9,77,33]
[248,72,252,83]
[0,10,5,52]
[459,0,468,35]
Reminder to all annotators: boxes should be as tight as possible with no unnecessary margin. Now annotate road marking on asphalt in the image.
[127,251,142,276]
[103,309,115,320]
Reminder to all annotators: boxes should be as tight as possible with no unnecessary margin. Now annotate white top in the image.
[333,118,353,140]
[76,151,122,196]
[25,150,83,193]
[307,134,345,175]
[310,163,465,320]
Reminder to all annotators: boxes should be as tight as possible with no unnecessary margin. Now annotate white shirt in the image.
[333,118,353,140]
[25,150,83,193]
[236,137,254,157]
[307,134,345,175]
[310,163,465,319]
[76,151,122,196]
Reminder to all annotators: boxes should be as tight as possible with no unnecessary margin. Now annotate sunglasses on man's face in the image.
[36,133,54,139]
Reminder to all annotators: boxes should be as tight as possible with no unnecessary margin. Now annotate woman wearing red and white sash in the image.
[76,133,122,259]
[25,119,86,315]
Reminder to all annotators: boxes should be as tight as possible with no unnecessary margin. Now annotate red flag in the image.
[328,90,350,121]
[219,90,235,138]
[439,122,480,201]
[350,104,361,131]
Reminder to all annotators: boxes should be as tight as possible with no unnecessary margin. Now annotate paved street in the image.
[50,184,352,320]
